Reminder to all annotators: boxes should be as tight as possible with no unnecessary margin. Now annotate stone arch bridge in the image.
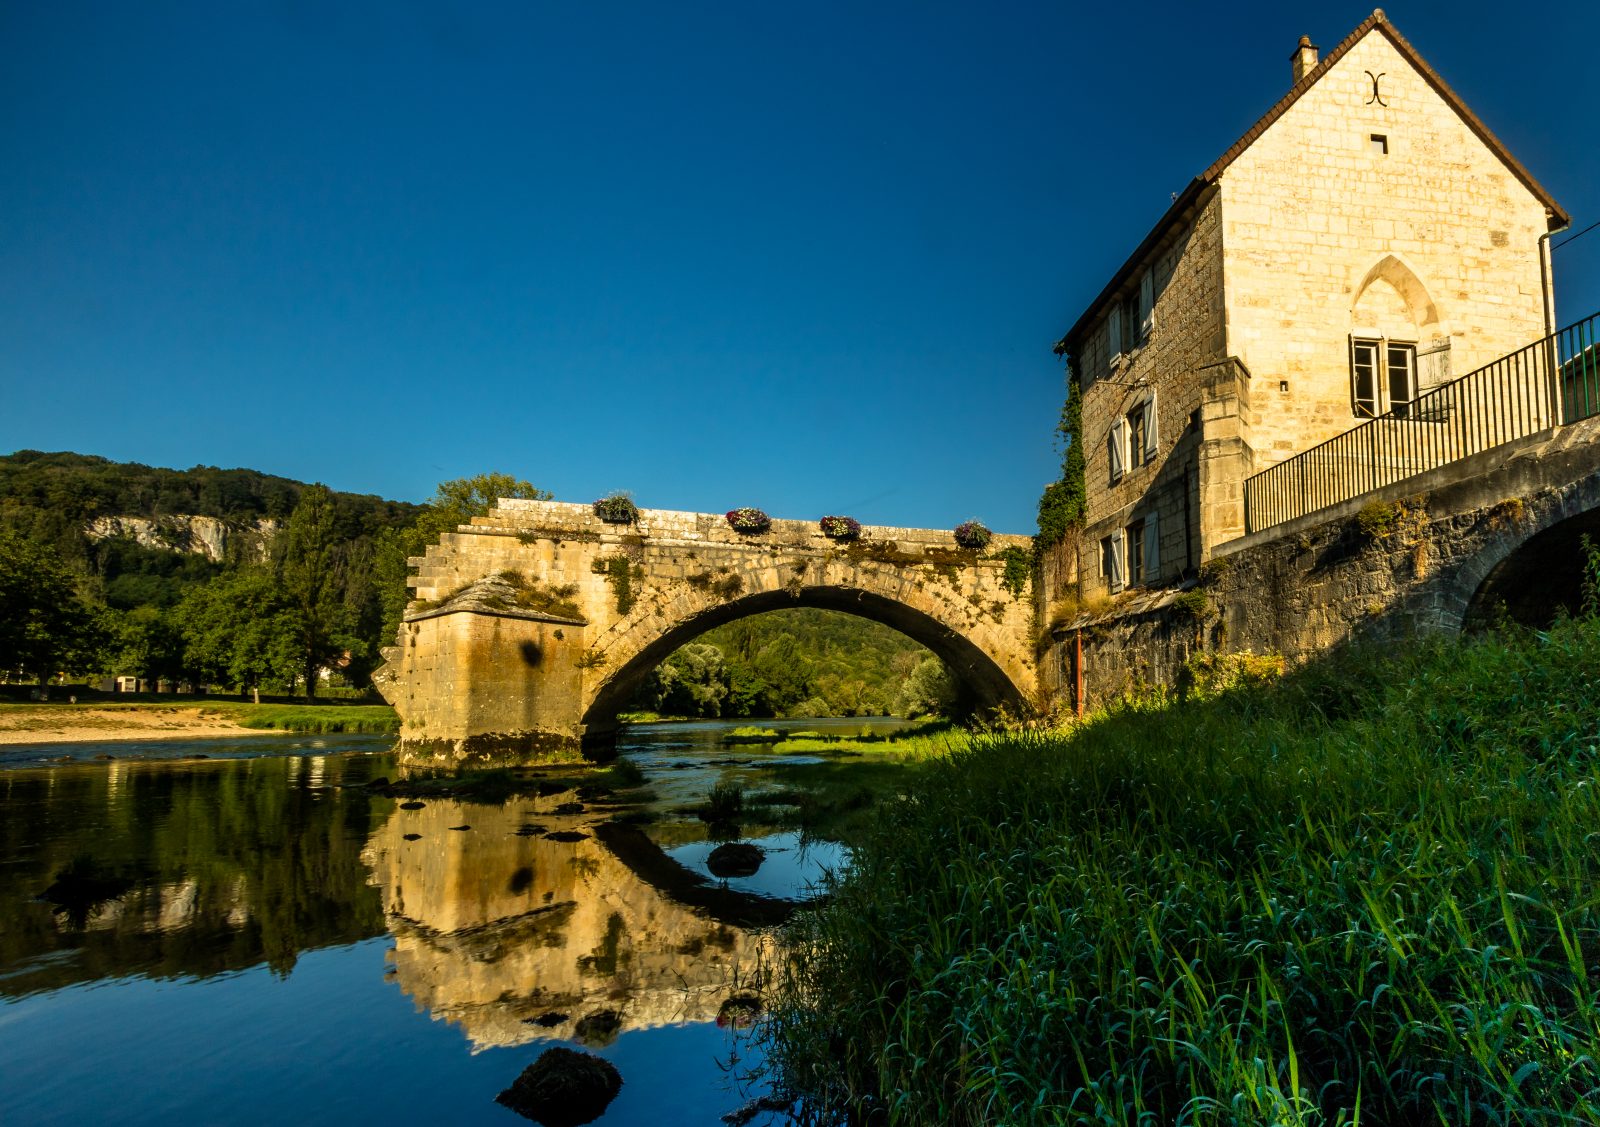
[374,501,1036,763]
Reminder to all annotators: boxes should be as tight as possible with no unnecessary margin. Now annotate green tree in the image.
[277,484,350,700]
[111,606,187,688]
[176,568,299,700]
[893,655,958,719]
[654,642,732,716]
[0,531,105,684]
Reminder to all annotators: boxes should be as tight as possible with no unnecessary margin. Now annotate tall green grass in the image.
[768,618,1600,1125]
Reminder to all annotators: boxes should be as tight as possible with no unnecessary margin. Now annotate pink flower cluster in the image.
[725,507,771,533]
[819,515,861,541]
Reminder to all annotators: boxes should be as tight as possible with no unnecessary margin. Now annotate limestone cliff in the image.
[84,514,280,564]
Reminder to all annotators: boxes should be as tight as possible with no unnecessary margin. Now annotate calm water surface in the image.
[0,718,903,1125]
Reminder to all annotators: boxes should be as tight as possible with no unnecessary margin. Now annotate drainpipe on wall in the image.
[1074,629,1084,721]
[1538,221,1570,337]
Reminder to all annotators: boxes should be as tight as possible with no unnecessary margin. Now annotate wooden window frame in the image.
[1350,335,1417,419]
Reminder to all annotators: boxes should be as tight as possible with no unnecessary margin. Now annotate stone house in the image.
[1055,10,1568,600]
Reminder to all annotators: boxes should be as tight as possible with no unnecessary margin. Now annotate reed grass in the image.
[768,618,1600,1125]
[205,702,400,734]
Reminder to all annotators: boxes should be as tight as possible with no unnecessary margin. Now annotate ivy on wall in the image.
[1036,363,1086,551]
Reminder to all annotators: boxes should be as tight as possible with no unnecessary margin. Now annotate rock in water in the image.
[707,841,764,878]
[495,1047,622,1126]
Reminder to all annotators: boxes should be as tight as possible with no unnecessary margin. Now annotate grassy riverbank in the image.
[769,618,1600,1125]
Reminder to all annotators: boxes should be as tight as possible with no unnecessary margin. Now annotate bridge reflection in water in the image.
[362,789,817,1052]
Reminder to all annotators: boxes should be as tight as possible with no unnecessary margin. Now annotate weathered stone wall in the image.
[1221,31,1552,467]
[1078,191,1227,594]
[376,501,1036,763]
[1045,415,1600,712]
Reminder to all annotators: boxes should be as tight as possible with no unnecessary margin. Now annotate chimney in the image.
[1290,35,1319,85]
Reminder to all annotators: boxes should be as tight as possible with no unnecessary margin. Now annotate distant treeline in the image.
[629,608,954,720]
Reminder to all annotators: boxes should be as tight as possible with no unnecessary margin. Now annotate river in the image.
[0,717,905,1125]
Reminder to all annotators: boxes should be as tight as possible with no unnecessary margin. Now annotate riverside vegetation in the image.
[768,613,1600,1125]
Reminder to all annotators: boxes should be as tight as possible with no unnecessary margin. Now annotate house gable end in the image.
[1057,10,1568,358]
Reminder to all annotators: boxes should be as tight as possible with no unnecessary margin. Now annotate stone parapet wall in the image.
[462,498,1028,552]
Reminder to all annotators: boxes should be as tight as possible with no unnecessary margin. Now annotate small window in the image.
[1126,408,1147,468]
[1125,392,1159,468]
[1138,270,1155,343]
[1370,133,1388,155]
[1121,295,1139,351]
[1351,336,1417,418]
[1126,519,1146,585]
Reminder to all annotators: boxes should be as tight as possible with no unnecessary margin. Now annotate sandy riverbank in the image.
[0,706,267,745]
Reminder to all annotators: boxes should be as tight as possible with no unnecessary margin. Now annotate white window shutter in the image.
[1107,306,1123,362]
[1138,271,1154,342]
[1142,390,1158,461]
[1108,420,1126,483]
[1418,336,1452,392]
[1110,530,1127,592]
[1143,511,1159,578]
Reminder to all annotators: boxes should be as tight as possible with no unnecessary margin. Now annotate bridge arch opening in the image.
[1462,508,1600,632]
[582,586,1025,740]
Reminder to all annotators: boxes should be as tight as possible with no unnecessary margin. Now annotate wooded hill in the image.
[0,450,421,609]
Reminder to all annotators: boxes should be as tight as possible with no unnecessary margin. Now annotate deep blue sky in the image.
[4,2,1597,533]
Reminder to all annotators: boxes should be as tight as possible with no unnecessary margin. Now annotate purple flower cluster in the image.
[819,515,862,541]
[953,520,992,550]
[592,494,639,524]
[725,507,771,533]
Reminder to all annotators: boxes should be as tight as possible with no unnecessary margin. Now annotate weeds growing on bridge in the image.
[767,616,1600,1125]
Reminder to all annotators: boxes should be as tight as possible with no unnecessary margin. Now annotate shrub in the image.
[1355,499,1399,539]
[592,493,638,524]
[725,507,771,533]
[953,520,992,550]
[819,515,862,541]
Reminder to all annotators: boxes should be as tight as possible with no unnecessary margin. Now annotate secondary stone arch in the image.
[1458,503,1600,632]
[582,584,1027,738]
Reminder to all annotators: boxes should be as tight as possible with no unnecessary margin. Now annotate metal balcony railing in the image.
[1243,312,1600,534]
